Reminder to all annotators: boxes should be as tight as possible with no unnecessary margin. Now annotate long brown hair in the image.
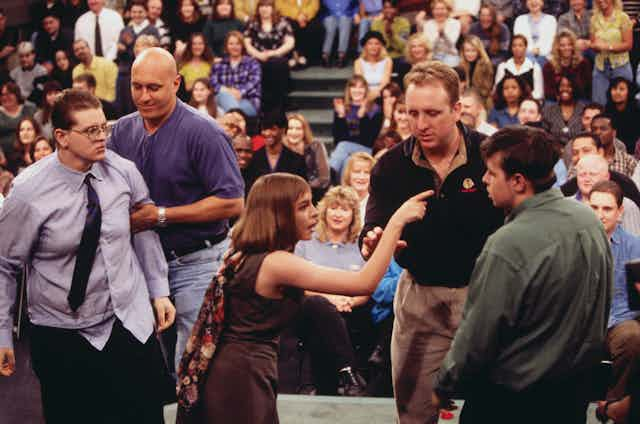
[232,173,310,253]
[549,29,583,73]
[188,78,218,118]
[344,75,370,110]
[13,116,42,155]
[252,0,281,25]
[478,5,502,57]
[181,33,214,64]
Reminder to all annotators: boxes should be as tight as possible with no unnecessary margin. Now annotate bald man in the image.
[108,48,245,369]
[575,154,640,236]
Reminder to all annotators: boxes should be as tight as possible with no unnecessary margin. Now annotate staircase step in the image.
[288,108,333,138]
[289,90,343,109]
[291,66,352,91]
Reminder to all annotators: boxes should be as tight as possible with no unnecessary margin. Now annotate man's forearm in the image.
[165,196,244,224]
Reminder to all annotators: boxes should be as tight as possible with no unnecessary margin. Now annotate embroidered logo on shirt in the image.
[462,178,477,193]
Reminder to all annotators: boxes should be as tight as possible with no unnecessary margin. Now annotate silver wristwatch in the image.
[157,206,168,227]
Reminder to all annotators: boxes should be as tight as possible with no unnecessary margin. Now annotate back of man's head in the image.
[481,126,561,193]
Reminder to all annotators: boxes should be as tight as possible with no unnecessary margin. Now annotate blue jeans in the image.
[168,237,230,368]
[323,15,352,55]
[592,61,633,106]
[215,91,258,117]
[357,18,374,52]
[329,141,372,178]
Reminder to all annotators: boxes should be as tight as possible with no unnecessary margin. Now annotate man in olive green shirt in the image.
[433,126,613,424]
[370,0,409,59]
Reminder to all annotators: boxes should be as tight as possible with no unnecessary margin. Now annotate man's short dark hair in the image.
[591,113,616,130]
[571,132,602,149]
[481,126,561,193]
[73,73,97,89]
[583,102,604,114]
[52,89,102,130]
[589,180,623,208]
[260,110,287,130]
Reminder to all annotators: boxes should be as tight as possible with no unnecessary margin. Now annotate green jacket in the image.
[370,17,410,59]
[436,189,612,395]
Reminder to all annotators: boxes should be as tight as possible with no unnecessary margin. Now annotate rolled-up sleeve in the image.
[0,195,40,349]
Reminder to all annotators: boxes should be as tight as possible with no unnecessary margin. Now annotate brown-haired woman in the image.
[468,5,511,66]
[179,33,215,92]
[0,82,37,157]
[29,135,55,163]
[177,172,431,423]
[542,29,591,101]
[172,0,206,60]
[7,117,41,175]
[189,78,219,119]
[243,0,295,114]
[203,0,244,57]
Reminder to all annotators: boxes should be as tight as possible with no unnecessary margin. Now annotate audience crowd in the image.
[2,0,640,422]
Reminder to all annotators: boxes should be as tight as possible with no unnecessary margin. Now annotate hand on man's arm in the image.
[0,348,15,376]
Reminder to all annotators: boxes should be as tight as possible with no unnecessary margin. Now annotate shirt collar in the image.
[53,152,104,191]
[506,189,564,224]
[611,225,623,245]
[131,19,150,33]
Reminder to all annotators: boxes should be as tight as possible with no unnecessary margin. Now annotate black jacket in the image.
[359,123,503,287]
[246,144,307,192]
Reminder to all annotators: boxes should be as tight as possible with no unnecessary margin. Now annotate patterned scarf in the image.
[176,249,245,413]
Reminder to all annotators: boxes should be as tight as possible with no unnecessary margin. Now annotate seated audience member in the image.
[370,0,410,61]
[51,49,76,89]
[232,134,256,194]
[586,180,640,416]
[459,35,494,109]
[562,102,619,166]
[34,10,73,71]
[178,33,213,92]
[172,0,207,61]
[513,0,557,66]
[276,0,323,67]
[372,130,402,159]
[72,39,118,103]
[542,29,592,101]
[495,35,543,99]
[9,42,47,100]
[204,0,244,57]
[320,0,356,67]
[380,82,402,132]
[219,109,248,138]
[543,76,586,145]
[557,0,591,53]
[385,96,412,141]
[575,154,640,235]
[589,181,640,424]
[395,34,431,87]
[354,31,393,101]
[294,186,369,396]
[244,0,294,113]
[33,80,63,139]
[482,0,515,25]
[7,117,41,175]
[210,31,261,117]
[421,0,461,67]
[329,75,383,177]
[342,152,376,223]
[488,74,531,128]
[284,113,330,201]
[590,0,633,106]
[115,0,160,115]
[0,8,17,81]
[147,0,172,50]
[591,113,637,178]
[71,73,117,120]
[29,135,55,163]
[355,0,382,52]
[0,82,37,160]
[74,0,124,61]
[246,111,306,191]
[562,132,640,208]
[468,5,510,67]
[460,88,497,136]
[189,77,218,119]
[604,77,640,155]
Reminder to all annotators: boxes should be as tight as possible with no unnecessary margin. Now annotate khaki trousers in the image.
[391,271,468,424]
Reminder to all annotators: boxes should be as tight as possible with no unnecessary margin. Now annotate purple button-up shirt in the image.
[0,151,169,351]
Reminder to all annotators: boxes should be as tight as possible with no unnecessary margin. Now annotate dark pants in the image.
[30,320,165,424]
[290,18,324,65]
[460,374,592,424]
[261,57,290,115]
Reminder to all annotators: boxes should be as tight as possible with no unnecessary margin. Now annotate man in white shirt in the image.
[74,0,124,62]
[459,88,496,136]
[9,42,47,99]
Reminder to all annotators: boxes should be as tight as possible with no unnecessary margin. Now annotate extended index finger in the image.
[411,190,435,202]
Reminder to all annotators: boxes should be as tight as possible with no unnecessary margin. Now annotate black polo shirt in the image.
[360,123,503,287]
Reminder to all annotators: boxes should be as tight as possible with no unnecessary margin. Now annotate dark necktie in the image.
[94,14,103,57]
[68,175,102,312]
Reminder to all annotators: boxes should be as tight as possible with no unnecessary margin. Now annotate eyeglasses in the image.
[69,123,110,140]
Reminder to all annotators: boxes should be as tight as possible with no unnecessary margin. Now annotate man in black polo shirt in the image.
[360,61,503,424]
